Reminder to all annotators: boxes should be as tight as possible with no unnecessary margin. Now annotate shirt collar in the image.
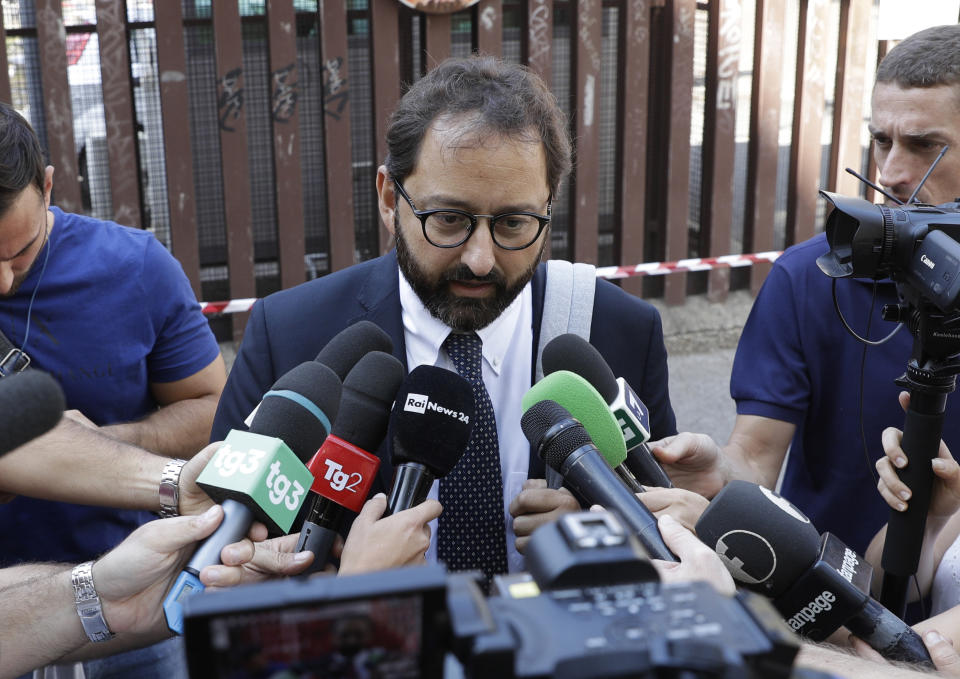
[398,269,526,377]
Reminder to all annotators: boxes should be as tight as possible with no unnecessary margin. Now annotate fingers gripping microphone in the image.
[0,370,65,456]
[296,351,405,573]
[695,481,934,667]
[522,370,642,493]
[385,365,475,516]
[542,334,672,488]
[164,361,341,634]
[521,400,677,562]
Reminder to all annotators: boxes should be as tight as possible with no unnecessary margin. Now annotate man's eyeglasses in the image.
[393,178,551,250]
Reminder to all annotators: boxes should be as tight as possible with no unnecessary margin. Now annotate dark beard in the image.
[395,217,545,332]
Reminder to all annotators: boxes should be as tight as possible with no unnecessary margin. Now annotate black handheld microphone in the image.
[314,320,393,380]
[0,370,65,456]
[385,365,475,516]
[696,480,934,667]
[542,334,672,488]
[296,351,405,573]
[520,400,677,562]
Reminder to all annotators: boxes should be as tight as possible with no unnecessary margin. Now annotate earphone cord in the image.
[20,224,51,355]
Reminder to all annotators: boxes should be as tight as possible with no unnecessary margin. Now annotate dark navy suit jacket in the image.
[211,251,677,493]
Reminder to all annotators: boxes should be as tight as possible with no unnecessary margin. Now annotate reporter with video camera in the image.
[648,24,960,568]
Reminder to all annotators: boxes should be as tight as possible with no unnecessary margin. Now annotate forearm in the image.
[0,418,169,512]
[104,395,218,458]
[796,640,933,678]
[0,564,86,677]
[866,515,955,601]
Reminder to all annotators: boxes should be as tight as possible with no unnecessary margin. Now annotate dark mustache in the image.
[444,265,505,285]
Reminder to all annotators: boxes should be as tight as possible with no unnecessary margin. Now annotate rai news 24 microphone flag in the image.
[696,480,934,667]
[297,350,406,573]
[385,364,475,516]
[163,360,341,634]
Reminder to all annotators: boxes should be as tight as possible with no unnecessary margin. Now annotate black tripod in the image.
[879,301,960,618]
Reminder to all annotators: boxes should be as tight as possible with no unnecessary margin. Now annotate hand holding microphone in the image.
[521,399,677,562]
[696,480,934,667]
[296,350,405,573]
[163,361,341,634]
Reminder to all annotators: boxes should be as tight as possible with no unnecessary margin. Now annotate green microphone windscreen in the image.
[521,370,627,467]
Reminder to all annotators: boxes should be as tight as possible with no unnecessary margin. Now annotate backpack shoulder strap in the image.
[535,259,597,381]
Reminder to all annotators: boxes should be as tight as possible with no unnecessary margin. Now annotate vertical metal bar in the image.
[476,0,502,56]
[425,12,451,67]
[744,0,785,294]
[571,0,601,265]
[526,0,552,83]
[0,10,11,104]
[828,0,870,198]
[370,0,401,253]
[701,0,741,302]
[663,0,695,305]
[319,0,356,273]
[35,0,83,213]
[212,2,255,342]
[865,40,891,205]
[95,0,142,229]
[266,0,305,288]
[154,0,201,297]
[617,0,650,298]
[786,0,829,246]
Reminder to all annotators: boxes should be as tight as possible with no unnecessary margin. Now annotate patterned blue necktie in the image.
[438,331,508,587]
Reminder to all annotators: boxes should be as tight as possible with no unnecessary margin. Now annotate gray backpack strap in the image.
[0,327,30,377]
[535,259,597,382]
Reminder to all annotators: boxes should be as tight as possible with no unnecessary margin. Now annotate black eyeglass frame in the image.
[392,178,552,251]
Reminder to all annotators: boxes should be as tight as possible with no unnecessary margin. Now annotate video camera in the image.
[183,510,804,678]
[816,190,960,312]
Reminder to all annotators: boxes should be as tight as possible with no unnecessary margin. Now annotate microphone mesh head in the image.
[0,370,65,456]
[541,333,619,404]
[520,400,593,472]
[333,351,405,451]
[695,480,822,596]
[314,320,393,381]
[252,361,341,461]
[522,370,626,464]
[389,365,474,477]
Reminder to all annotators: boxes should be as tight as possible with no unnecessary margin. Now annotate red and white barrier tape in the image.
[594,251,782,280]
[199,251,783,315]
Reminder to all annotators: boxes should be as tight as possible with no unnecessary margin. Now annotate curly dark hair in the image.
[384,55,571,194]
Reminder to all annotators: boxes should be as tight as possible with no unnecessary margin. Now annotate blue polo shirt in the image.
[0,207,220,565]
[731,233,960,556]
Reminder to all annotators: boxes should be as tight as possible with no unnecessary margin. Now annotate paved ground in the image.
[652,290,754,444]
[219,289,755,445]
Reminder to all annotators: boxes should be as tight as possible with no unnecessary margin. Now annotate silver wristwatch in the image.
[72,561,115,643]
[158,458,187,518]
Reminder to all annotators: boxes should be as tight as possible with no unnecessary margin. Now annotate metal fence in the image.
[1,0,883,341]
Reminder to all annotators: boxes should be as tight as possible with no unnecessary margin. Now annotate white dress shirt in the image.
[398,270,534,573]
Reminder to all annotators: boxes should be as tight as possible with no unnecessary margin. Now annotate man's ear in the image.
[43,166,54,208]
[376,166,396,237]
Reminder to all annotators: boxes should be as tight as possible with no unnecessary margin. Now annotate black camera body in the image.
[183,510,801,678]
[816,191,960,311]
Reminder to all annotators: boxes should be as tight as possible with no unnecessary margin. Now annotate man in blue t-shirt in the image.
[0,103,225,676]
[648,25,960,557]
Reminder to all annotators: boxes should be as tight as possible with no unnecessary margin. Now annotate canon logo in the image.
[921,254,936,269]
[786,590,836,631]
